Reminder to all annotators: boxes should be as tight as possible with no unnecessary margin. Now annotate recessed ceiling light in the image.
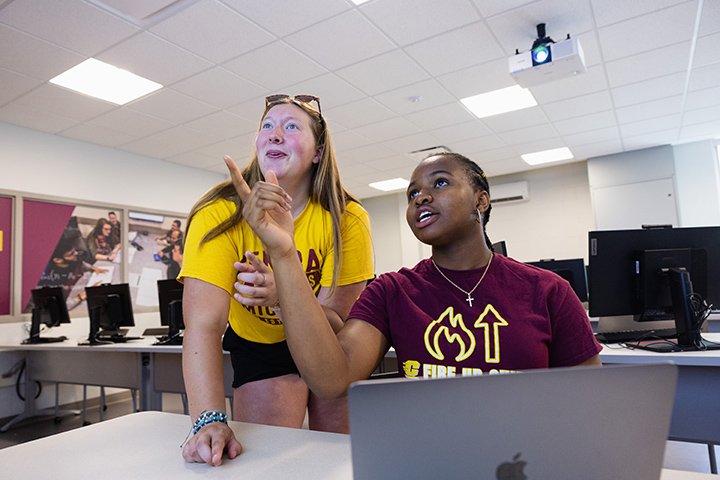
[50,58,163,105]
[350,0,371,4]
[521,147,574,165]
[369,178,410,192]
[460,85,537,119]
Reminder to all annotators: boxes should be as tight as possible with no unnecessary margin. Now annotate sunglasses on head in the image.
[265,94,322,117]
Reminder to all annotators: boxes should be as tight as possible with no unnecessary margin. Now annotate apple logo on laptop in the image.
[496,452,527,480]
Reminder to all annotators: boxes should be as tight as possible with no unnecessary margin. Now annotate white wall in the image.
[0,123,224,212]
[673,140,720,226]
[363,160,594,273]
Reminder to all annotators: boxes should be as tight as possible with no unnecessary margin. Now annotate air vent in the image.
[408,145,452,162]
[491,181,529,204]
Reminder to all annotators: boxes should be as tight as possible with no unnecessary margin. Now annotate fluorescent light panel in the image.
[50,58,162,105]
[521,147,574,165]
[350,0,372,4]
[369,178,410,192]
[461,85,537,119]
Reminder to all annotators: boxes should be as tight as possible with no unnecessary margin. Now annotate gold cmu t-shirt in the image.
[179,198,373,344]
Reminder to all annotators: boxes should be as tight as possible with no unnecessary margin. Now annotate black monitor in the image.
[155,279,184,345]
[526,258,588,302]
[23,286,69,344]
[491,240,508,256]
[588,226,720,352]
[84,283,135,344]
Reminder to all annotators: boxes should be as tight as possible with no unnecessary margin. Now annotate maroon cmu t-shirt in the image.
[349,254,601,379]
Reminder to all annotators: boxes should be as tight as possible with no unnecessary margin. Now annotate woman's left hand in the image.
[232,252,278,308]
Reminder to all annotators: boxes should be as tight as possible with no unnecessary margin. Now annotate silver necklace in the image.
[431,254,493,307]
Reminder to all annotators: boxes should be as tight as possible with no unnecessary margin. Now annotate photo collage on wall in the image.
[127,212,186,309]
[22,201,123,314]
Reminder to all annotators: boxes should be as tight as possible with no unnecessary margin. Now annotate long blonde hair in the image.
[187,97,359,294]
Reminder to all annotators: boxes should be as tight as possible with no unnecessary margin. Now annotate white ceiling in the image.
[1,0,719,199]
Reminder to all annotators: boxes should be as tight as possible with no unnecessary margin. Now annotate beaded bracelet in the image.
[180,409,228,447]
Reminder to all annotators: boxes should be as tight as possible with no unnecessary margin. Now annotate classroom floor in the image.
[0,392,717,474]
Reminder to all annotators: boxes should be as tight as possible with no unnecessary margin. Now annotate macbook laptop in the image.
[348,364,677,480]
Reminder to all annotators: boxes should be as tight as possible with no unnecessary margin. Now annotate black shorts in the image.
[222,326,300,388]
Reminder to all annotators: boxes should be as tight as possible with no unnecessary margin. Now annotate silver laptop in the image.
[348,364,677,480]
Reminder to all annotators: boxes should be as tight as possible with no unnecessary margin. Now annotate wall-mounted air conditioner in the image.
[491,181,529,204]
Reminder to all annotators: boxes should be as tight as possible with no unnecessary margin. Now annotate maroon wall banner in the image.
[0,196,12,315]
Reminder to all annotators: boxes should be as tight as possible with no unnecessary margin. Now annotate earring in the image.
[476,208,483,224]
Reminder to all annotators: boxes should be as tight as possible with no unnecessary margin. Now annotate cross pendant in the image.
[466,294,474,307]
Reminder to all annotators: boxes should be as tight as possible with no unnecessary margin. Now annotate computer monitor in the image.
[155,279,184,345]
[588,226,720,352]
[526,258,588,302]
[23,286,70,344]
[84,283,134,343]
[491,240,507,256]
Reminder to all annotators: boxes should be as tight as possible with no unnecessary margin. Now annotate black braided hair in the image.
[428,152,494,251]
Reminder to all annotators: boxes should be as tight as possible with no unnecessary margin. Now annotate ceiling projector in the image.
[509,23,586,87]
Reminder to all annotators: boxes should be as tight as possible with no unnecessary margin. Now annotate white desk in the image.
[601,333,720,473]
[0,411,714,480]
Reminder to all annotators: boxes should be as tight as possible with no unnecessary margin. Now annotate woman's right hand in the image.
[224,155,295,258]
[181,422,243,466]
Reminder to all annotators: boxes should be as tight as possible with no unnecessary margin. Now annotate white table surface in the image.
[0,411,716,480]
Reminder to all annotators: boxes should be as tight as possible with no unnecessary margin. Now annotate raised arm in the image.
[225,156,387,397]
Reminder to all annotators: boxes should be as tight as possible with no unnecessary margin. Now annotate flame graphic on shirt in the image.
[424,306,476,362]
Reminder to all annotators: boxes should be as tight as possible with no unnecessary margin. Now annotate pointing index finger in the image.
[224,155,252,202]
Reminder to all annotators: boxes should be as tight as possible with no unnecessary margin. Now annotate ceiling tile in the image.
[610,73,685,108]
[0,0,138,56]
[692,31,720,68]
[360,0,480,46]
[688,62,720,91]
[121,125,218,159]
[0,67,42,106]
[590,0,690,27]
[405,103,477,131]
[0,102,78,134]
[336,50,429,96]
[149,0,274,64]
[685,85,720,110]
[563,126,622,147]
[223,42,327,92]
[184,110,256,139]
[222,0,352,37]
[449,134,506,153]
[373,79,456,115]
[13,84,117,121]
[62,122,137,148]
[325,98,396,129]
[698,0,720,36]
[285,10,395,70]
[683,104,720,126]
[425,120,494,144]
[86,108,173,138]
[405,22,504,77]
[597,3,696,61]
[282,73,366,110]
[623,128,680,149]
[127,88,216,123]
[0,25,86,80]
[482,106,549,133]
[171,67,266,109]
[604,42,691,87]
[378,132,444,156]
[553,110,617,135]
[527,64,609,104]
[615,96,683,124]
[470,0,538,18]
[98,31,213,86]
[542,91,614,121]
[497,123,560,145]
[437,58,515,99]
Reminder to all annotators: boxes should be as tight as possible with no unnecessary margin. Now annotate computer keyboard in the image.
[595,328,677,344]
[143,327,169,337]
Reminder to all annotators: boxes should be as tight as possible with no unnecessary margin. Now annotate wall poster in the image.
[127,211,186,309]
[0,196,13,315]
[22,200,122,314]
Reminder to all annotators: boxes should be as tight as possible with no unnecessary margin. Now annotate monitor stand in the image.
[154,300,183,345]
[78,306,112,346]
[22,308,67,344]
[632,268,720,352]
